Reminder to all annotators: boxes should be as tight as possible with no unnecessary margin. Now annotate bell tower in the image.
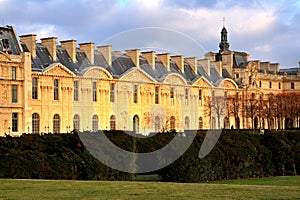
[219,18,230,52]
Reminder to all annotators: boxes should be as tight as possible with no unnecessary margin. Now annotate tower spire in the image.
[219,17,230,52]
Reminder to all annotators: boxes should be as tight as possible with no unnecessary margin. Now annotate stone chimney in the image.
[157,53,170,71]
[125,49,140,68]
[61,40,77,63]
[79,42,94,65]
[185,57,198,75]
[41,37,57,61]
[198,59,210,76]
[141,51,155,70]
[97,45,112,66]
[20,34,36,58]
[172,55,184,73]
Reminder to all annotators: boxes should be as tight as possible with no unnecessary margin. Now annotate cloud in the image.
[0,0,299,67]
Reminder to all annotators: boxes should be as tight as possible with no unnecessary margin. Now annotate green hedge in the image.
[0,130,299,182]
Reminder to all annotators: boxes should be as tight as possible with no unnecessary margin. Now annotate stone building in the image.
[0,25,299,136]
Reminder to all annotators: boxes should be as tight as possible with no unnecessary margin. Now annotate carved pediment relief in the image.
[121,69,155,83]
[193,77,211,87]
[83,68,112,79]
[164,74,186,85]
[44,64,75,77]
[0,52,11,62]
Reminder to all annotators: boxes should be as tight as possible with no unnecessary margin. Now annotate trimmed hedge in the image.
[0,130,299,182]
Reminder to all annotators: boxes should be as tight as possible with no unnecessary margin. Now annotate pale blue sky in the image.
[0,0,299,68]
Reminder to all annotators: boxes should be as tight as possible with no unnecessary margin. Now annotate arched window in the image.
[155,116,160,133]
[184,116,190,130]
[110,115,116,130]
[32,113,40,134]
[170,116,175,130]
[73,115,80,131]
[211,117,216,129]
[53,114,60,133]
[133,115,139,133]
[92,115,99,132]
[198,117,203,130]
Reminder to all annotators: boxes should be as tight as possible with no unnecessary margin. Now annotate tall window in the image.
[74,80,79,101]
[155,86,159,104]
[32,78,38,99]
[110,115,116,130]
[185,88,189,105]
[170,87,174,105]
[199,89,202,105]
[198,117,203,130]
[269,82,272,88]
[170,116,175,130]
[53,114,60,133]
[12,85,18,103]
[12,113,18,132]
[32,113,40,134]
[12,66,16,80]
[133,85,138,103]
[185,116,190,130]
[133,115,139,133]
[73,115,80,130]
[291,82,295,89]
[54,79,59,100]
[279,82,281,89]
[259,81,262,87]
[93,82,97,102]
[92,115,98,132]
[110,83,115,102]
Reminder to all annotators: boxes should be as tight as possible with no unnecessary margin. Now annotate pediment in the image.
[219,79,238,89]
[163,73,187,85]
[193,77,212,87]
[83,67,112,79]
[120,68,155,82]
[0,52,11,62]
[43,64,75,77]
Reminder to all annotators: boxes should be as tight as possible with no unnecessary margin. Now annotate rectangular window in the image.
[12,85,18,103]
[93,82,97,102]
[12,113,18,132]
[279,82,281,89]
[199,89,202,106]
[259,81,262,87]
[74,80,79,101]
[54,79,59,100]
[170,87,174,105]
[235,73,239,79]
[133,85,138,103]
[110,83,115,102]
[185,88,189,105]
[32,78,38,99]
[155,86,159,104]
[291,82,295,89]
[269,82,272,88]
[12,66,16,80]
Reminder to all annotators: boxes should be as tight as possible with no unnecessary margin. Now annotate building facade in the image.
[0,25,299,136]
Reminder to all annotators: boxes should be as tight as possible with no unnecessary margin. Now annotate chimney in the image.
[157,53,170,71]
[172,55,184,73]
[212,61,222,77]
[41,37,57,61]
[79,42,95,65]
[198,59,210,76]
[185,57,198,75]
[97,45,112,66]
[141,51,155,70]
[125,49,140,68]
[61,40,77,63]
[20,34,36,58]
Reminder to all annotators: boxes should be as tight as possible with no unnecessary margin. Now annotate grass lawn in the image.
[0,176,299,200]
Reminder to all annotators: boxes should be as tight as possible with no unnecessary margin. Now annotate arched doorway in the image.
[155,116,160,133]
[198,117,203,130]
[133,115,139,133]
[285,118,293,129]
[254,116,259,129]
[269,118,275,130]
[170,116,176,130]
[73,114,80,131]
[53,114,60,133]
[110,115,116,130]
[211,117,216,129]
[235,117,240,129]
[184,116,190,130]
[32,113,40,134]
[224,117,230,129]
[92,115,98,132]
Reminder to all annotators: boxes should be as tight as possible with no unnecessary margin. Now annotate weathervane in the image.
[222,17,226,27]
